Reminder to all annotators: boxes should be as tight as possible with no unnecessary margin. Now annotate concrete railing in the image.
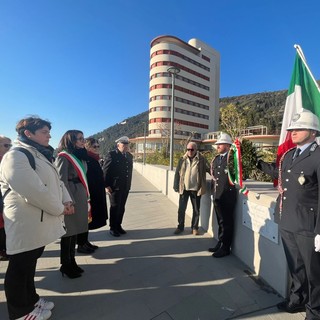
[134,162,289,298]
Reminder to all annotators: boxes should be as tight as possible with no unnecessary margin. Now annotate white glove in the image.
[315,234,320,252]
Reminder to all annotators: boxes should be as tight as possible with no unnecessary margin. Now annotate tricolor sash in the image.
[58,151,92,222]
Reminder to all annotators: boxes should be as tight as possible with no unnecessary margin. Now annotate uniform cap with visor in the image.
[115,136,130,144]
[215,132,233,145]
[287,109,320,136]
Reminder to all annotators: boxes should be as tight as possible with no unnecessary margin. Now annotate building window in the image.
[150,61,210,82]
[202,54,210,62]
[151,49,210,71]
[150,72,210,91]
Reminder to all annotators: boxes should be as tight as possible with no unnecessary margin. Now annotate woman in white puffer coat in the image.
[0,117,74,320]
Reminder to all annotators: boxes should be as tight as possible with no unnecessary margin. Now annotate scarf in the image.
[73,147,89,161]
[87,150,100,161]
[18,135,54,162]
[58,150,92,222]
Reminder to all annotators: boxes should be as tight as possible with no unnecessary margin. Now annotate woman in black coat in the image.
[86,137,108,230]
[76,137,108,253]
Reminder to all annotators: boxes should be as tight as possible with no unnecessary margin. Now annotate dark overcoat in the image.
[103,149,133,191]
[55,156,88,237]
[87,155,108,230]
[258,142,320,235]
[211,153,236,200]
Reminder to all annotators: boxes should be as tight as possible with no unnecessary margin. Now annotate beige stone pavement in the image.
[0,170,306,320]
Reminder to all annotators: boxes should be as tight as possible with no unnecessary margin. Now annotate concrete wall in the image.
[134,163,289,298]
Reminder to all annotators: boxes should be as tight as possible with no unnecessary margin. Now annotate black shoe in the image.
[77,243,95,254]
[208,241,221,253]
[60,264,82,279]
[212,247,230,258]
[276,300,305,313]
[174,228,184,235]
[71,259,84,273]
[86,241,98,250]
[110,229,120,237]
[118,227,127,235]
[0,252,9,261]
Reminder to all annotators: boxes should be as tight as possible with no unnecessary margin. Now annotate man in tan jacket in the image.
[173,142,209,235]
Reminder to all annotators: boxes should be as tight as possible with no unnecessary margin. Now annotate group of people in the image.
[173,109,320,320]
[0,117,133,320]
[1,108,320,319]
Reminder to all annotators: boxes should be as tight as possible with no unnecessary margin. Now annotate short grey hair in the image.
[187,142,197,150]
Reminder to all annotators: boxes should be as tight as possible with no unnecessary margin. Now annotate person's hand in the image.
[63,202,74,215]
[315,234,320,252]
[105,187,112,195]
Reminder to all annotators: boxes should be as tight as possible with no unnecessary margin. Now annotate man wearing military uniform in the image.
[103,136,133,237]
[257,109,320,319]
[209,133,237,258]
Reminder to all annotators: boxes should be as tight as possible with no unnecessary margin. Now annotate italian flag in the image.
[277,45,320,165]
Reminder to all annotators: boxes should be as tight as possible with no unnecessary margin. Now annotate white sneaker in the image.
[34,298,55,310]
[16,307,52,320]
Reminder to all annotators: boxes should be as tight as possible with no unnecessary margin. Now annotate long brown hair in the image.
[57,130,83,153]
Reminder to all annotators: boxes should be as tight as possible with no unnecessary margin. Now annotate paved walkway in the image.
[0,170,306,320]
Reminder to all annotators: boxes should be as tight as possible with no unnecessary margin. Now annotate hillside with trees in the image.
[94,88,287,154]
[93,83,318,154]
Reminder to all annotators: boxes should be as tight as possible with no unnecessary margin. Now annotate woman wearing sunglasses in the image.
[55,130,90,279]
[76,138,108,253]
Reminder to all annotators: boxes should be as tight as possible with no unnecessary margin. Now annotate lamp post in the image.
[143,121,147,165]
[167,66,180,170]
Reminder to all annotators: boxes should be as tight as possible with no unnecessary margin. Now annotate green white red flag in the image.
[228,138,248,196]
[277,45,320,164]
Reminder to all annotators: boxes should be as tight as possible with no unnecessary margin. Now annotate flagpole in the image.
[294,44,320,93]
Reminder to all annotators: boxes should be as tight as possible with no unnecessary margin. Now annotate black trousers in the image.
[213,191,236,249]
[5,246,45,320]
[177,190,201,230]
[109,189,129,231]
[0,227,6,252]
[280,229,320,319]
[76,231,89,246]
[60,235,77,265]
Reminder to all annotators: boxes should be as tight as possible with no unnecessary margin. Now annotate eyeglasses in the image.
[76,137,85,142]
[92,145,100,149]
[187,148,194,151]
[1,144,12,148]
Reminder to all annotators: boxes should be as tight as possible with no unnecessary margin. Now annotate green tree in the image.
[220,103,247,139]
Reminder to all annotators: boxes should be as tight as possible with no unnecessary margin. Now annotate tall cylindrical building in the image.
[149,35,220,141]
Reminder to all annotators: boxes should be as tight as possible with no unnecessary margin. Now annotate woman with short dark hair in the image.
[0,116,73,320]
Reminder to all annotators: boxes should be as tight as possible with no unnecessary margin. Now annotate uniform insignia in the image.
[298,173,305,185]
[310,142,317,152]
[292,113,300,122]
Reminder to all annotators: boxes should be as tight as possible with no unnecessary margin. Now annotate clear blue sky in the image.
[1,0,320,147]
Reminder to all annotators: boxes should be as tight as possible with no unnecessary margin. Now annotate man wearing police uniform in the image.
[209,133,237,258]
[257,109,320,319]
[103,136,133,237]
